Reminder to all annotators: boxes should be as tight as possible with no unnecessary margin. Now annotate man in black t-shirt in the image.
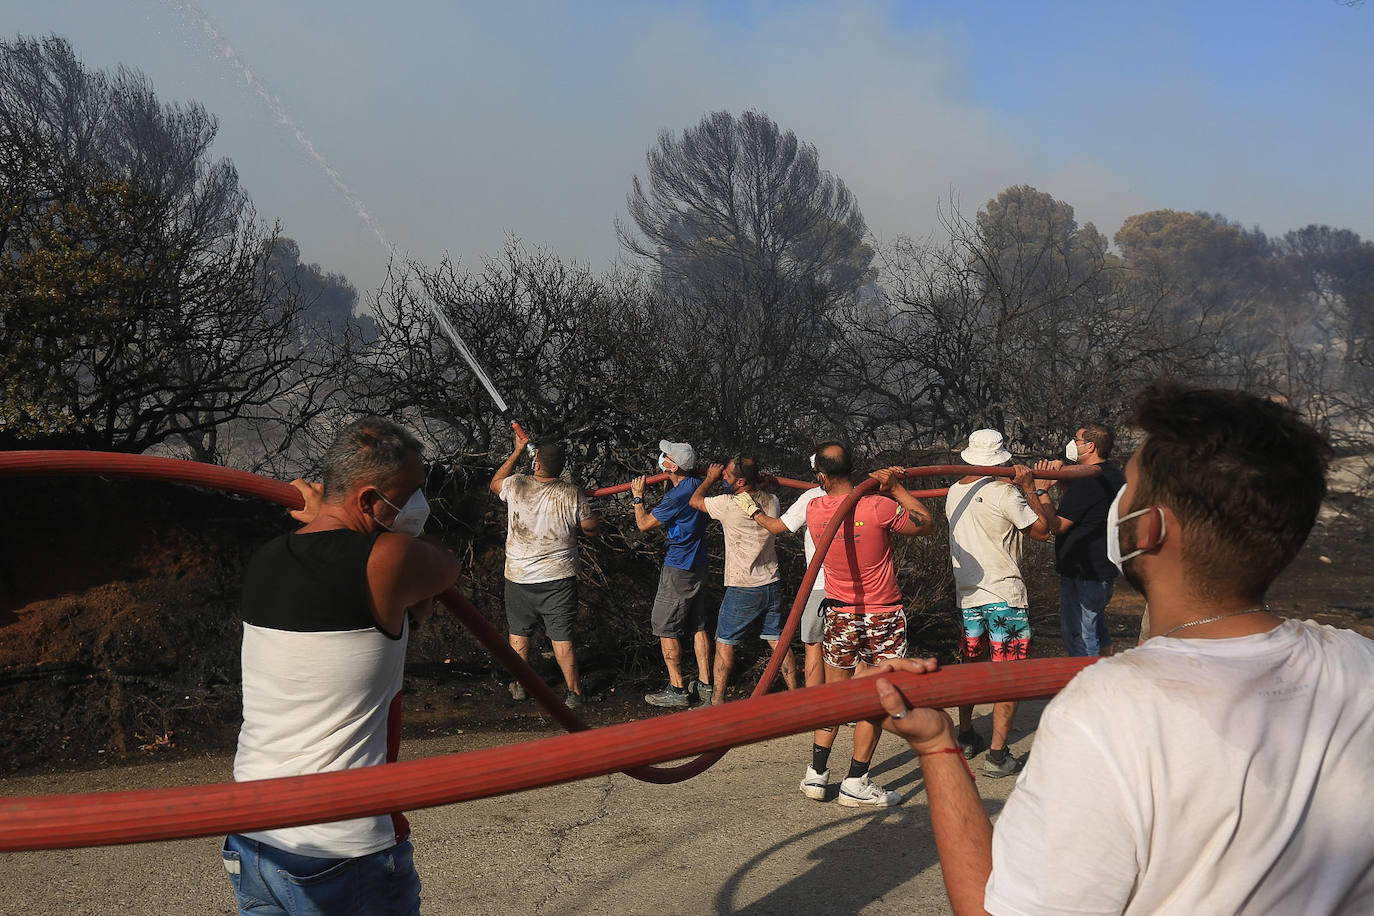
[1032,423,1125,656]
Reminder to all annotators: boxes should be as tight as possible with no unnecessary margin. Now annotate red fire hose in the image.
[0,450,1100,848]
[0,657,1094,851]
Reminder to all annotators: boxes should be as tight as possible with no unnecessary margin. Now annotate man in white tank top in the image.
[223,416,463,916]
[872,383,1374,915]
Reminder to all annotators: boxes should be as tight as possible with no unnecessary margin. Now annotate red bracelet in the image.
[919,746,974,778]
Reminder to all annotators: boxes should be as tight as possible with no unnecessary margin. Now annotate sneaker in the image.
[644,684,690,708]
[981,751,1025,778]
[958,729,988,760]
[837,774,901,807]
[509,681,528,701]
[564,690,584,709]
[694,681,714,705]
[799,766,829,801]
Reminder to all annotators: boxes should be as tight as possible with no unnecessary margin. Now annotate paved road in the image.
[3,701,1044,915]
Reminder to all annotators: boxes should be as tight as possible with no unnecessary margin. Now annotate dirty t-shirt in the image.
[499,474,592,584]
[805,493,908,608]
[703,491,781,588]
[945,477,1040,609]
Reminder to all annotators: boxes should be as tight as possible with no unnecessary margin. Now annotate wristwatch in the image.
[1033,488,1048,497]
[632,496,644,505]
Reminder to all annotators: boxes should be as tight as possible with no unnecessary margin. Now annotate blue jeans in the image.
[1059,576,1115,656]
[222,833,421,916]
[715,582,784,645]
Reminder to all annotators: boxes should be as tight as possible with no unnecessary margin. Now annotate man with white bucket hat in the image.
[945,429,1055,776]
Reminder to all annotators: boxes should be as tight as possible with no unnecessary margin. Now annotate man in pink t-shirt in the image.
[800,440,935,807]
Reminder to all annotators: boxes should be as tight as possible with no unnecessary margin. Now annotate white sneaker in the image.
[799,766,829,801]
[837,774,900,807]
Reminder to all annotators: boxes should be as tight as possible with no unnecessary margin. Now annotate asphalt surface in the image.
[2,701,1045,915]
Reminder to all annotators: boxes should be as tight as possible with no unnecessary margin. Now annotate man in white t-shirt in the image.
[490,427,599,707]
[690,456,797,704]
[751,453,827,690]
[945,429,1054,778]
[871,383,1374,915]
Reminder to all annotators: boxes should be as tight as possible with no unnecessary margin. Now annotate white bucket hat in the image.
[961,429,1012,466]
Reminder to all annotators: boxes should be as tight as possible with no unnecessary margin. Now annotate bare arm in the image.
[1032,459,1075,537]
[688,464,724,513]
[872,660,993,915]
[580,515,600,537]
[1013,464,1054,542]
[629,476,661,532]
[488,426,531,496]
[872,466,936,536]
[367,534,464,636]
[752,513,790,535]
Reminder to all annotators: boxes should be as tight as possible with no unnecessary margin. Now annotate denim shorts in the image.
[222,833,420,916]
[714,581,784,646]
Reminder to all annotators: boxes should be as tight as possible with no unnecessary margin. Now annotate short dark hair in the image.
[321,416,422,498]
[1081,422,1114,459]
[536,442,566,478]
[733,454,761,487]
[1131,382,1330,602]
[814,440,853,478]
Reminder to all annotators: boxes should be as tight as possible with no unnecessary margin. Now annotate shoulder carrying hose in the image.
[0,450,1099,850]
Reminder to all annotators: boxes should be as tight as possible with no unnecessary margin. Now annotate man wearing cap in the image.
[1033,423,1126,656]
[750,452,828,691]
[945,429,1055,777]
[690,456,798,704]
[631,440,713,708]
[489,425,600,709]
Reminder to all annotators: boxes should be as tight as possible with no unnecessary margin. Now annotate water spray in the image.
[167,0,528,445]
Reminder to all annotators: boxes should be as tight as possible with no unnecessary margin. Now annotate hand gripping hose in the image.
[0,450,1099,848]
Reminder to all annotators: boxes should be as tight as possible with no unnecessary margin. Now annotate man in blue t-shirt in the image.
[1033,423,1126,656]
[631,439,712,708]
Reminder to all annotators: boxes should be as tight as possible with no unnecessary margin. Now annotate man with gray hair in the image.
[224,416,463,916]
[490,425,599,708]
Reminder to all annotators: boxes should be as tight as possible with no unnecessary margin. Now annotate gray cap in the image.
[659,439,697,472]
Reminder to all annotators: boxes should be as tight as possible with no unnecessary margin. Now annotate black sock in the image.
[988,747,1007,764]
[847,759,870,780]
[811,744,831,773]
[670,684,686,694]
[958,728,978,740]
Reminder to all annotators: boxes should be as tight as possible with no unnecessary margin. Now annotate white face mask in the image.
[1065,439,1080,462]
[378,488,430,537]
[657,453,671,473]
[1106,486,1164,574]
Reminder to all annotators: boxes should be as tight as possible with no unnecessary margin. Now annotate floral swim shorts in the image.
[959,601,1031,661]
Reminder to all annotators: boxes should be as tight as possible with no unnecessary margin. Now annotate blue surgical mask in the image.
[720,478,735,493]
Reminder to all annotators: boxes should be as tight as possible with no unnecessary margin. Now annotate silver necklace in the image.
[1159,607,1270,638]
